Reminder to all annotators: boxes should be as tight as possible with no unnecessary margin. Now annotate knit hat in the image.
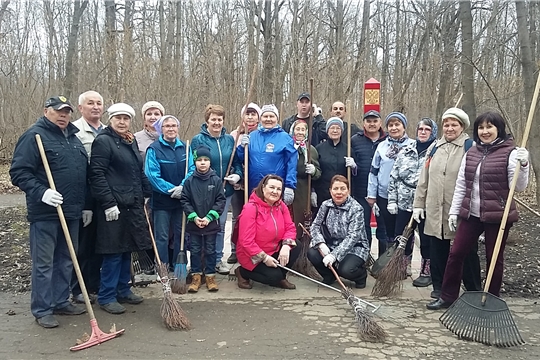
[385,112,407,128]
[153,115,180,136]
[416,117,438,143]
[107,103,136,121]
[260,104,279,119]
[442,107,470,130]
[193,146,211,161]
[141,101,165,117]
[326,116,344,133]
[241,102,262,118]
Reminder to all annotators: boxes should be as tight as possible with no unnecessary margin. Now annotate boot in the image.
[413,258,432,287]
[188,273,202,293]
[278,278,296,290]
[406,254,412,277]
[235,267,252,289]
[205,275,219,292]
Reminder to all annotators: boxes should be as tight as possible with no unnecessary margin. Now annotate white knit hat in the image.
[442,107,470,130]
[141,101,165,117]
[107,103,136,121]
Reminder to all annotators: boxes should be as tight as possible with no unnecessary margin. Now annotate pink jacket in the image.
[237,192,297,271]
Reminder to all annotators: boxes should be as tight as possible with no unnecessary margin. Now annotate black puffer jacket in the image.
[180,169,226,236]
[313,139,348,206]
[10,117,87,222]
[89,126,152,254]
[282,114,327,145]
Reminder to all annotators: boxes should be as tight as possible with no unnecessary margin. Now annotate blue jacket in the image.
[350,129,387,200]
[237,125,298,193]
[191,124,242,198]
[145,136,194,210]
[10,116,87,222]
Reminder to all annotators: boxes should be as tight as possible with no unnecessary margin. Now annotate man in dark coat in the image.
[282,92,327,145]
[10,96,88,328]
[329,101,361,147]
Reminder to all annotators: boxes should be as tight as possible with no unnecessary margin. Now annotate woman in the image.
[367,112,414,253]
[387,118,438,282]
[308,175,370,288]
[191,104,243,275]
[235,174,299,289]
[228,103,261,264]
[427,112,529,310]
[134,101,165,162]
[413,108,482,300]
[289,120,321,239]
[145,115,194,269]
[237,104,297,202]
[313,117,348,208]
[89,103,152,315]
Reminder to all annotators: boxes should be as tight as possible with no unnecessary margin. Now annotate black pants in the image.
[430,235,482,292]
[71,218,102,295]
[376,196,396,243]
[356,196,387,257]
[239,243,301,286]
[230,190,245,253]
[307,248,367,285]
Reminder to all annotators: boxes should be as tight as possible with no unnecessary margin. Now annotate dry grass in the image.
[0,164,21,194]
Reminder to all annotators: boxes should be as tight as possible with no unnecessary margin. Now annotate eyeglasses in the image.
[418,127,431,133]
[162,124,178,129]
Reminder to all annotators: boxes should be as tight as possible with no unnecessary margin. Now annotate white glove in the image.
[318,243,330,256]
[412,208,425,223]
[448,215,458,232]
[263,254,278,268]
[372,202,380,217]
[322,253,336,268]
[305,163,316,175]
[310,191,317,207]
[278,245,290,266]
[168,185,183,199]
[312,104,321,116]
[82,210,93,227]
[224,174,241,185]
[516,147,529,166]
[241,134,250,146]
[283,187,295,205]
[41,189,63,207]
[387,203,398,215]
[104,206,120,222]
[344,156,357,169]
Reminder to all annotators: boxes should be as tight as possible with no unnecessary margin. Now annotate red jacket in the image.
[237,192,296,271]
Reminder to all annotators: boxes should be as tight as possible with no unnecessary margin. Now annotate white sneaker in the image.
[215,261,230,275]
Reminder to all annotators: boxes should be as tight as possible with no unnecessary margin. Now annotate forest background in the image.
[0,0,540,201]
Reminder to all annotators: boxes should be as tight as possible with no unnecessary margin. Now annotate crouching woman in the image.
[235,174,300,289]
[308,175,370,288]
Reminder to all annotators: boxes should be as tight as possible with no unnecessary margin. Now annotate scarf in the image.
[289,120,309,162]
[385,135,409,159]
[416,138,435,155]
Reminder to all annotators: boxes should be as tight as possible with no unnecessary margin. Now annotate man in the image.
[10,96,88,328]
[349,110,388,255]
[330,101,361,145]
[282,92,327,145]
[70,90,105,304]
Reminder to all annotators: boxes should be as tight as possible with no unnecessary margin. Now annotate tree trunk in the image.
[459,0,476,123]
[105,0,118,101]
[64,0,88,100]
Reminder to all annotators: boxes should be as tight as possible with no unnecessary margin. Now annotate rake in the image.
[439,68,540,348]
[131,250,156,287]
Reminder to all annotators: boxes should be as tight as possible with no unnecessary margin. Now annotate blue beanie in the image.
[385,112,407,128]
[325,116,344,133]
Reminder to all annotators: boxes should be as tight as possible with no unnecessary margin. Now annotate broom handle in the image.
[318,247,349,292]
[144,205,163,266]
[454,93,463,107]
[180,140,189,252]
[346,99,352,184]
[35,134,97,321]
[482,68,540,301]
[306,79,314,212]
[244,146,249,203]
[279,101,284,127]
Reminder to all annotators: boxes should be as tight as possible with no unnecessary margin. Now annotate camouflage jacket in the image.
[309,196,370,262]
[387,142,429,211]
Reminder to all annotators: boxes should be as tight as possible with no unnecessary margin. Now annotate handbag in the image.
[369,241,398,278]
[320,205,334,244]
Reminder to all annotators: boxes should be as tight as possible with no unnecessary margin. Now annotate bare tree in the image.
[64,0,88,99]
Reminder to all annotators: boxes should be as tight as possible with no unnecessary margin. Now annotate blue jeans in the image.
[356,196,388,256]
[153,208,183,267]
[29,220,79,319]
[215,195,232,262]
[98,252,132,305]
[190,233,217,275]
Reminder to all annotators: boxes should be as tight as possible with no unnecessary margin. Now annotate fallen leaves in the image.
[75,333,90,345]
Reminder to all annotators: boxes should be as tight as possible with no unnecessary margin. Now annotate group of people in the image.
[10,89,530,329]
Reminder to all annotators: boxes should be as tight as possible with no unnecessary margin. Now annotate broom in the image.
[371,215,415,297]
[171,140,190,294]
[439,71,540,348]
[144,206,191,330]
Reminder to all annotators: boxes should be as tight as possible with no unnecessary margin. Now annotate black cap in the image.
[297,92,311,101]
[363,110,380,119]
[44,96,74,112]
[193,146,211,161]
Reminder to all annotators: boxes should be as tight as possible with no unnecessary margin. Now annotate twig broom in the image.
[144,207,191,330]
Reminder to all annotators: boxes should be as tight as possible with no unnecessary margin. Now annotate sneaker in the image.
[205,275,219,292]
[188,274,202,293]
[117,292,144,304]
[215,261,230,275]
[36,315,59,328]
[73,293,96,304]
[226,253,237,264]
[53,303,86,315]
[100,302,126,314]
